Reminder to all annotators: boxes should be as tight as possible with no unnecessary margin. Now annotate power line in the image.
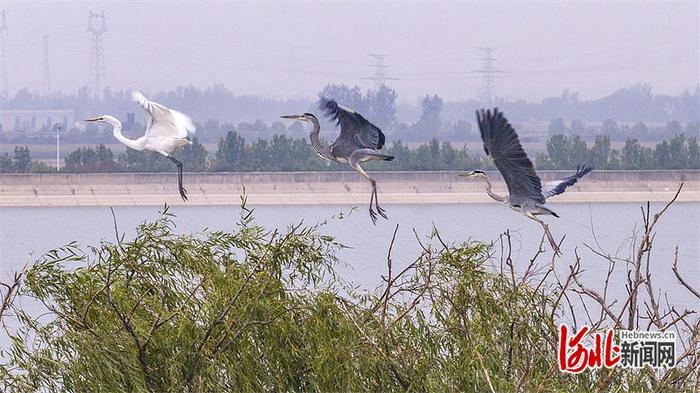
[87,10,107,100]
[470,47,505,105]
[42,33,50,96]
[362,53,398,89]
[0,9,8,98]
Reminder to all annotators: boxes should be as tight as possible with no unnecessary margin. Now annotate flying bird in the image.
[461,108,592,253]
[281,98,394,224]
[84,91,196,201]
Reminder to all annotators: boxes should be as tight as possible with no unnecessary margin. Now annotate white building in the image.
[0,109,74,133]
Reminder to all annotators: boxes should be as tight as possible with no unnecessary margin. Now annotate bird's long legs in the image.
[368,181,378,223]
[167,155,188,201]
[374,184,387,219]
[350,161,387,224]
[526,213,561,255]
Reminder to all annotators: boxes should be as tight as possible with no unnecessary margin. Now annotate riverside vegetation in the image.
[0,188,698,392]
[1,131,698,174]
[1,84,698,174]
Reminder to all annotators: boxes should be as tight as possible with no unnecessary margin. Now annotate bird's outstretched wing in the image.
[542,166,592,199]
[320,97,385,150]
[132,91,195,139]
[477,108,545,204]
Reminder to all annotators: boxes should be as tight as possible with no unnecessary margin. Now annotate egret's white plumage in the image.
[84,91,196,201]
[131,91,195,140]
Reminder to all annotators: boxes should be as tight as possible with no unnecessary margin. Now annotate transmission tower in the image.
[0,9,8,98]
[362,53,398,89]
[471,47,504,105]
[87,11,106,100]
[42,33,50,96]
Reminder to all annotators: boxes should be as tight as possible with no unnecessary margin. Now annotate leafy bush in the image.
[1,196,697,392]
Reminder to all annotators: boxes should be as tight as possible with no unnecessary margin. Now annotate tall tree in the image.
[65,144,117,172]
[214,130,247,171]
[590,135,611,169]
[545,135,588,169]
[414,95,443,134]
[118,149,172,172]
[366,85,397,130]
[13,146,32,173]
[178,137,209,172]
[0,154,14,172]
[654,141,672,169]
[621,138,650,169]
[668,134,688,169]
[687,137,699,169]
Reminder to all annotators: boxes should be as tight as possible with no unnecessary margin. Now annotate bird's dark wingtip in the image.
[577,165,593,177]
[377,131,386,150]
[475,108,491,156]
[319,97,341,126]
[492,107,504,121]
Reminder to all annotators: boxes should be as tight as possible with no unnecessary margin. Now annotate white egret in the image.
[84,91,196,201]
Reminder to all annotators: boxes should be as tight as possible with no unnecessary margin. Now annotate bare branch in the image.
[672,246,700,300]
[110,206,125,253]
[381,224,399,327]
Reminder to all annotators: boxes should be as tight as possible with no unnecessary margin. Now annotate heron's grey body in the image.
[281,99,394,223]
[464,108,592,253]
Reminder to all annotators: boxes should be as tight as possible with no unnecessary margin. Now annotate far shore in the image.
[1,170,698,207]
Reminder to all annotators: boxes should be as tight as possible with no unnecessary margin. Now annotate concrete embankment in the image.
[0,170,698,207]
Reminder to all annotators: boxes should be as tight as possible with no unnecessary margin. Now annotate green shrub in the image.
[1,201,697,392]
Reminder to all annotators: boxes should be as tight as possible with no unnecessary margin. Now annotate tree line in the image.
[1,131,697,173]
[545,117,699,143]
[536,133,699,170]
[57,134,483,173]
[1,83,697,146]
[0,146,53,173]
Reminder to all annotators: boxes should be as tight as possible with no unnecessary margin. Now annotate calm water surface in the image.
[1,202,699,311]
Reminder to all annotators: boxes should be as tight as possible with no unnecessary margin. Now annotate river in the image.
[1,202,698,312]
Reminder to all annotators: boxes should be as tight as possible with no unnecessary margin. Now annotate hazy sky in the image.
[1,1,698,102]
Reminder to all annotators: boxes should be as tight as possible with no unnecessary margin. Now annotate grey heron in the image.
[84,91,196,201]
[281,98,395,224]
[461,108,592,253]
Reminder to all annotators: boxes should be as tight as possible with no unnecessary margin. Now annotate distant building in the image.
[0,109,74,133]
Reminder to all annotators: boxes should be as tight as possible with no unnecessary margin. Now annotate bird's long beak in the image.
[458,172,471,177]
[280,114,303,121]
[83,117,103,122]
